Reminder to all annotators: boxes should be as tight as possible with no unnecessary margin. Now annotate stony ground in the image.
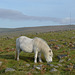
[0,30,75,75]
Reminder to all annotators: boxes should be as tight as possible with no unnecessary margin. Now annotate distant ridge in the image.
[0,25,75,37]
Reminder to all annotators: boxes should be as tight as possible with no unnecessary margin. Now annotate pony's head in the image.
[45,49,53,63]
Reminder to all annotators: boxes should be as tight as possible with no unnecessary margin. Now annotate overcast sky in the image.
[0,0,75,28]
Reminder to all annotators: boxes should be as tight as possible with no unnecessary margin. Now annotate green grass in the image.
[0,30,75,75]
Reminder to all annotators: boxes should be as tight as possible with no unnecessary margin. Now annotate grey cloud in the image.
[0,8,60,22]
[0,8,75,24]
[0,8,30,20]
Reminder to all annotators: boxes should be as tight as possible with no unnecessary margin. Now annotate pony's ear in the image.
[49,50,51,52]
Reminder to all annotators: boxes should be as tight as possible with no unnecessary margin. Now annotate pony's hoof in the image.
[17,59,19,61]
[39,61,43,63]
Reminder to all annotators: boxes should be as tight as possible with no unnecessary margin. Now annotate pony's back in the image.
[16,36,33,53]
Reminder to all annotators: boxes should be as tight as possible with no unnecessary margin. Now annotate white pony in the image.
[16,36,53,63]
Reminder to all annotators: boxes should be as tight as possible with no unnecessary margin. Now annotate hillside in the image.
[0,25,75,37]
[0,30,75,75]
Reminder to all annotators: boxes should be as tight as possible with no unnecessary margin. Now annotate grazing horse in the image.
[16,36,53,63]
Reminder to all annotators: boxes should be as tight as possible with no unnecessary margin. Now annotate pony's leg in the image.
[38,52,43,63]
[15,48,20,61]
[34,51,38,63]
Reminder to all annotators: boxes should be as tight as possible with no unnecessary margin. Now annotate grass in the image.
[0,30,75,75]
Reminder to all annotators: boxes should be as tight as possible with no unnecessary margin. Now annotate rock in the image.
[26,64,30,67]
[57,54,67,60]
[67,58,71,61]
[33,65,42,70]
[47,64,54,67]
[57,44,62,47]
[54,66,59,68]
[67,65,73,69]
[49,44,54,47]
[71,47,75,50]
[60,39,65,41]
[72,32,75,34]
[5,68,15,72]
[69,43,74,47]
[50,68,58,72]
[58,64,62,67]
[63,42,67,45]
[73,42,75,46]
[73,64,75,69]
[0,61,2,66]
[35,66,41,70]
[59,59,64,63]
[49,64,54,67]
[71,36,75,39]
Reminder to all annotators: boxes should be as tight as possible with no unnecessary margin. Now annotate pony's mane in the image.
[33,37,50,49]
[33,37,47,44]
